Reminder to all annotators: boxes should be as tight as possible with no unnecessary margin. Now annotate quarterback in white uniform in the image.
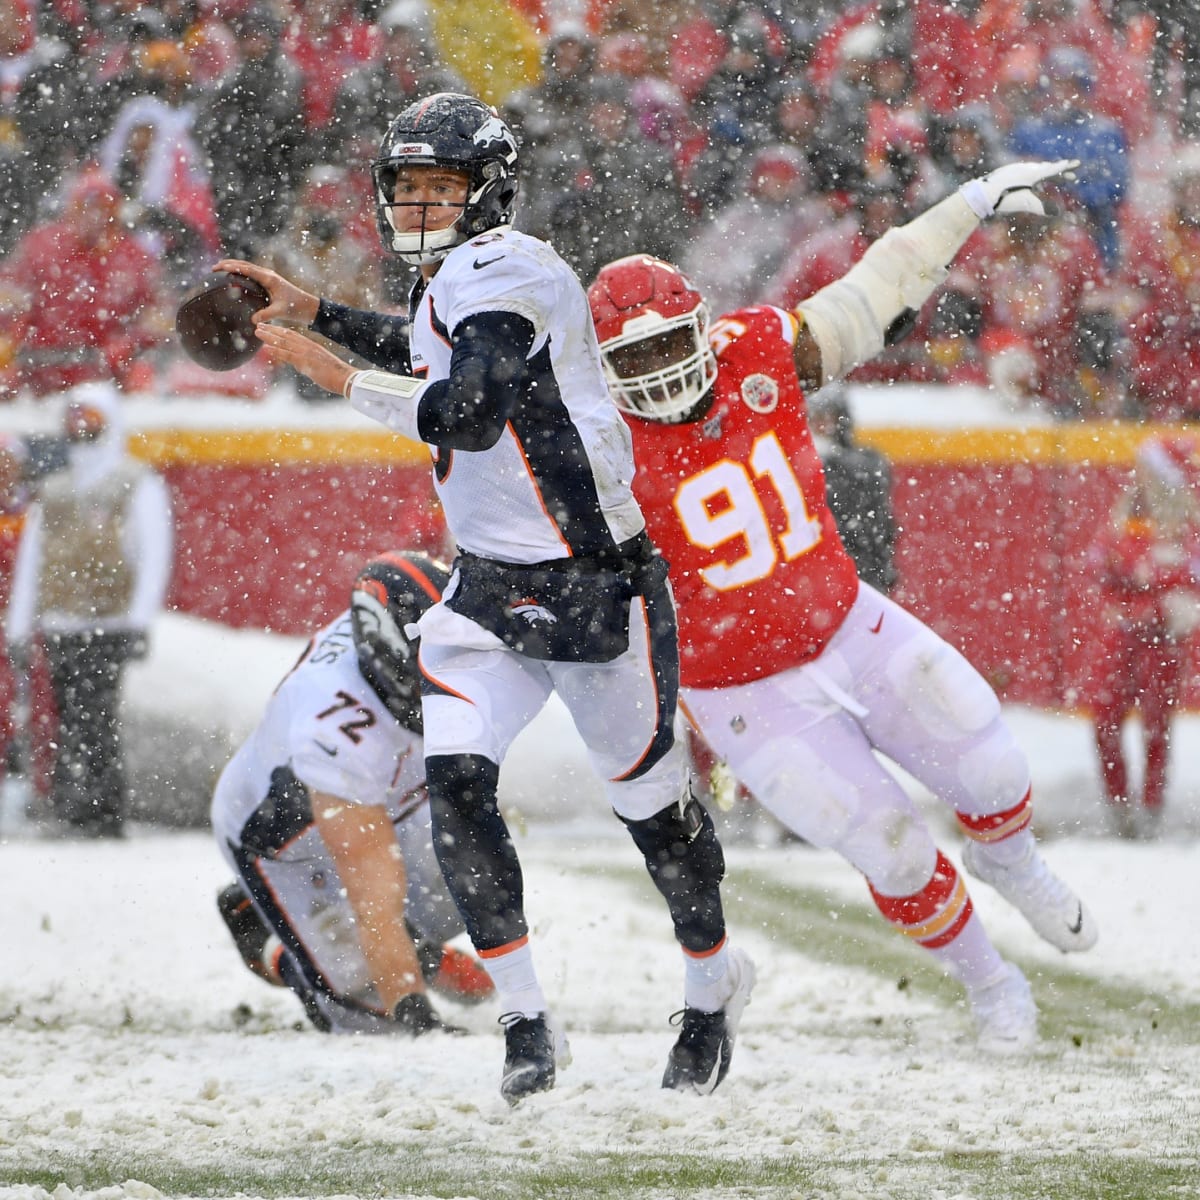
[224,93,752,1103]
[212,552,492,1035]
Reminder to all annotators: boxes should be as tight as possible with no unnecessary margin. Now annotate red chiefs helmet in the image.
[587,254,717,422]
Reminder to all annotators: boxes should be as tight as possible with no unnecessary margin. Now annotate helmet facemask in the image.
[600,308,718,423]
[372,94,520,266]
[352,585,423,728]
[373,160,472,266]
[350,552,448,734]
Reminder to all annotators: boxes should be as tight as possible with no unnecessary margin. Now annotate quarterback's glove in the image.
[959,159,1079,220]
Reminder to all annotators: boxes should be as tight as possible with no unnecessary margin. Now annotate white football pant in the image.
[681,582,1032,899]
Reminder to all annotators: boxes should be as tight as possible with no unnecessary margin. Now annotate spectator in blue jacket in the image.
[1008,46,1128,270]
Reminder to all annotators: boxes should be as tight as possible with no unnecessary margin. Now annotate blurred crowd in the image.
[3,0,1200,419]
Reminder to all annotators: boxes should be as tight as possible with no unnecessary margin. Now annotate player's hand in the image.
[255,323,356,398]
[959,160,1079,220]
[212,259,320,328]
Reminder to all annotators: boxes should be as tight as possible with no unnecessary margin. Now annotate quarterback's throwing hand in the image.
[213,258,320,328]
[959,159,1079,221]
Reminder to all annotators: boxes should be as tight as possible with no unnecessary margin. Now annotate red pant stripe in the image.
[870,852,974,948]
[956,788,1033,843]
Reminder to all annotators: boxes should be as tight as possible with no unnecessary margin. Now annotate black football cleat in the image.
[662,947,755,1095]
[499,1013,557,1105]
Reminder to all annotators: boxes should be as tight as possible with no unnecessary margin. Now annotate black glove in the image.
[392,992,466,1036]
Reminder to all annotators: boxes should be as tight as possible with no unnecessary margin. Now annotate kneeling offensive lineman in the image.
[212,551,492,1035]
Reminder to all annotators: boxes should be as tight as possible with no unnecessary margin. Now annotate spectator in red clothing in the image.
[1084,435,1200,838]
[1122,149,1200,421]
[976,0,1152,142]
[910,0,996,116]
[682,143,833,316]
[0,167,165,400]
[764,180,929,384]
[954,204,1107,416]
[282,0,381,162]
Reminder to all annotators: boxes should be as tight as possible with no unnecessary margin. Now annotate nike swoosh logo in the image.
[315,741,338,757]
[1068,904,1084,935]
[473,255,504,270]
[870,614,884,634]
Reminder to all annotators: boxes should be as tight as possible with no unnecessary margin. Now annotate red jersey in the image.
[626,305,860,689]
[1086,515,1196,628]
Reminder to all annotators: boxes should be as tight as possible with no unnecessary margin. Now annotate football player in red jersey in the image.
[589,160,1098,1053]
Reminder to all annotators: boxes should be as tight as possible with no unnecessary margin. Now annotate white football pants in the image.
[416,592,688,822]
[680,582,1032,898]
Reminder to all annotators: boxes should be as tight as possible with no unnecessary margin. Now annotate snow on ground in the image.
[1,616,1200,1199]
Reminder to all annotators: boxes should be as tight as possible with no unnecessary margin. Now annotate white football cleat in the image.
[970,962,1038,1055]
[963,840,1098,953]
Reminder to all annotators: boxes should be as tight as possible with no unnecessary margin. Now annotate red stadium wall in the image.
[12,421,1191,711]
[864,424,1197,708]
[140,428,449,632]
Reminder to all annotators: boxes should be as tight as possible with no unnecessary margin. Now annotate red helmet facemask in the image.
[588,255,717,423]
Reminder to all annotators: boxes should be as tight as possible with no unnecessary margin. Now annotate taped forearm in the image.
[795,191,981,385]
[346,370,432,441]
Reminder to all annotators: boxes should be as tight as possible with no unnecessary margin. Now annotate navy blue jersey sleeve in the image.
[415,310,537,452]
[312,299,411,374]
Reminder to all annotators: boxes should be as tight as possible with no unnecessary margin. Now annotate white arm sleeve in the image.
[347,371,432,443]
[795,190,981,385]
[5,504,42,643]
[122,472,174,630]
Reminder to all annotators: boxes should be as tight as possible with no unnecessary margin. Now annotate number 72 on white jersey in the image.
[672,430,823,591]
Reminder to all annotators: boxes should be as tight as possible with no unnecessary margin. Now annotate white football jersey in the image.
[410,228,645,564]
[210,612,427,854]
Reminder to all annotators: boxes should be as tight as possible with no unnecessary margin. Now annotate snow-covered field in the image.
[3,618,1200,1200]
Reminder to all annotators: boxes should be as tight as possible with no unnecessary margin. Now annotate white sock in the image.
[482,942,547,1019]
[980,828,1035,867]
[683,941,732,1013]
[928,914,1007,994]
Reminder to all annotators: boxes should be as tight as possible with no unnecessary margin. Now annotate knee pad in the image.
[956,723,1030,812]
[888,638,999,741]
[839,806,938,899]
[757,759,858,848]
[620,794,726,954]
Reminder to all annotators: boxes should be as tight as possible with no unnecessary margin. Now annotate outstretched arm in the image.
[312,794,426,1013]
[790,160,1077,392]
[259,310,537,453]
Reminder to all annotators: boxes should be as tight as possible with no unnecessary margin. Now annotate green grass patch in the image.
[592,860,1200,1047]
[7,1146,1199,1199]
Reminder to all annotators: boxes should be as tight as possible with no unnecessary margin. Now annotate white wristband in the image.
[346,369,429,441]
[959,180,992,220]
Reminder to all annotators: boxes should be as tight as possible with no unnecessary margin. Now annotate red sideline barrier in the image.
[3,421,1198,760]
